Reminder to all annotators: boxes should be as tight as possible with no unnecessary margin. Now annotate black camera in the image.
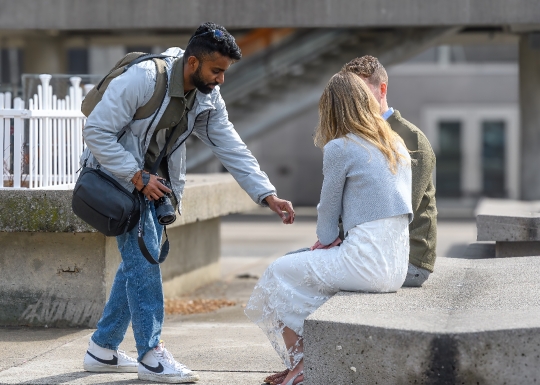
[154,179,176,225]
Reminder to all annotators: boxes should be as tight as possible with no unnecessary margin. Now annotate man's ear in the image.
[380,83,388,98]
[186,56,200,72]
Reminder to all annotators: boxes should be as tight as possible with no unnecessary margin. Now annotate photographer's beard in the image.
[191,64,219,95]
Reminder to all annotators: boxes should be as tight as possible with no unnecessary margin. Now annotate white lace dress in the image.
[246,135,412,369]
[245,214,410,369]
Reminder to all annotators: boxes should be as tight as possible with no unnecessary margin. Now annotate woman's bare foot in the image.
[264,369,289,384]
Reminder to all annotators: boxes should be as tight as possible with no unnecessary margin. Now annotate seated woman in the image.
[245,71,413,385]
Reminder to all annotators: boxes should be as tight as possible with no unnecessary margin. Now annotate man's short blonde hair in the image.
[342,55,388,86]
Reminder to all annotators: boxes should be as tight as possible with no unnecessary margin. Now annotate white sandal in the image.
[281,370,303,385]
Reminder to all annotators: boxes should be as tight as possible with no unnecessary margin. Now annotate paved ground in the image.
[0,208,476,385]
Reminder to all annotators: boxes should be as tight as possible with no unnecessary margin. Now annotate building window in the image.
[0,48,23,87]
[482,120,506,197]
[68,48,89,74]
[436,121,462,197]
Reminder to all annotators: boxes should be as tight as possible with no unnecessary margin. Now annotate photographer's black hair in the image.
[184,22,242,63]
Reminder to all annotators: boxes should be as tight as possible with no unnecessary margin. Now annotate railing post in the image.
[70,77,82,110]
[39,75,52,187]
[3,92,11,178]
[28,98,34,188]
[0,92,4,186]
[12,98,24,188]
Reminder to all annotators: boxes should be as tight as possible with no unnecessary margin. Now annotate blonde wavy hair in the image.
[314,71,407,173]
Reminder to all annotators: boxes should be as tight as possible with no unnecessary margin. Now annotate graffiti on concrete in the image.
[19,288,101,326]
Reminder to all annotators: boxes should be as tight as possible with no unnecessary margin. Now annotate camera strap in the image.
[137,194,170,264]
[137,122,181,265]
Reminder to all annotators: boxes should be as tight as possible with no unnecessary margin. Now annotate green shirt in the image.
[144,58,196,178]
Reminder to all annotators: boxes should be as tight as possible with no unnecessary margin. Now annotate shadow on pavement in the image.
[19,371,143,385]
[0,327,90,342]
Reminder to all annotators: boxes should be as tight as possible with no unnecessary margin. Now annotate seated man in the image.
[343,55,437,287]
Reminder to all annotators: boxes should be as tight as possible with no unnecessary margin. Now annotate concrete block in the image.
[477,214,540,242]
[476,198,540,242]
[304,257,540,384]
[0,174,257,327]
[0,232,119,328]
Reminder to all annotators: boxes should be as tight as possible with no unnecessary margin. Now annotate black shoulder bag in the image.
[72,124,181,265]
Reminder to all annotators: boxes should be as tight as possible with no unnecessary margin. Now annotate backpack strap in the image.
[133,56,169,120]
[82,53,171,120]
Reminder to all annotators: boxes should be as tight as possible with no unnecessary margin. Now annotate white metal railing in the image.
[0,74,86,189]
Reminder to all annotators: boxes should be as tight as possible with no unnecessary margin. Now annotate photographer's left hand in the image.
[265,195,295,224]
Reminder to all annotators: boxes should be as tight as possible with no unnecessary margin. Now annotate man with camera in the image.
[81,22,295,383]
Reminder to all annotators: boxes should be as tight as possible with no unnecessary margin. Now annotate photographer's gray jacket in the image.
[81,47,276,213]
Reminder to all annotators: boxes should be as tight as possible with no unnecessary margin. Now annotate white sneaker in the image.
[83,340,138,373]
[138,341,199,383]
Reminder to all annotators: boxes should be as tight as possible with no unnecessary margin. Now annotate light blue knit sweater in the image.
[316,134,413,245]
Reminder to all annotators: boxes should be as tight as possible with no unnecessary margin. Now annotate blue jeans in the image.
[91,202,164,361]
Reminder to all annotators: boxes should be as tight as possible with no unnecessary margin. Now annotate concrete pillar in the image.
[519,33,540,200]
[23,36,67,74]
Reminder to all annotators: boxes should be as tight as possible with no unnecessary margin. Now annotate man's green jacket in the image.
[388,110,437,272]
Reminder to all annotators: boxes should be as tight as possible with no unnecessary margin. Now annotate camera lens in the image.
[155,196,176,225]
[154,180,177,225]
[158,212,176,225]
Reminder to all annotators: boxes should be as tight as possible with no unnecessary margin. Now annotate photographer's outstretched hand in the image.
[264,195,295,224]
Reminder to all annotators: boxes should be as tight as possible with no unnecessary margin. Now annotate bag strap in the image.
[149,122,181,175]
[136,122,181,264]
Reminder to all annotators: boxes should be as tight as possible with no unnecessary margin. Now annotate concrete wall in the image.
[0,0,539,29]
[0,232,111,328]
[0,218,221,327]
[246,62,519,205]
[385,63,518,131]
[247,106,323,206]
[0,174,257,327]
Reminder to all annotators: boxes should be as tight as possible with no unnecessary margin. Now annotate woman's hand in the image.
[310,237,342,250]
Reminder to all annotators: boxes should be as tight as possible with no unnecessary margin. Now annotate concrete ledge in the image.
[477,214,540,242]
[0,190,93,233]
[476,198,540,258]
[304,257,540,384]
[0,173,257,327]
[171,174,258,226]
[476,198,540,242]
[0,174,256,232]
